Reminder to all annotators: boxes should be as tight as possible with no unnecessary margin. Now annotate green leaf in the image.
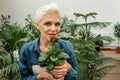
[50,56,58,62]
[47,63,54,71]
[85,12,98,19]
[57,52,69,59]
[56,60,64,65]
[39,53,48,61]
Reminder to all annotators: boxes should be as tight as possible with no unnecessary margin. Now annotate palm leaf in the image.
[0,62,18,77]
[95,65,116,78]
[68,22,111,29]
[85,12,98,19]
[73,12,98,20]
[95,57,120,66]
[0,24,28,52]
[88,22,111,28]
[0,53,19,79]
[73,13,85,19]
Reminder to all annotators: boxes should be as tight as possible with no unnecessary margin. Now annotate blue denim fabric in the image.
[18,37,77,80]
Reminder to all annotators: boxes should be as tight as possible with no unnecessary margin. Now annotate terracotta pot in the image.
[116,47,120,53]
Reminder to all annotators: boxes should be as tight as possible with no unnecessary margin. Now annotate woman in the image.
[18,2,77,80]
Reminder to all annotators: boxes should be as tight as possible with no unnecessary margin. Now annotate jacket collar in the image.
[34,37,41,53]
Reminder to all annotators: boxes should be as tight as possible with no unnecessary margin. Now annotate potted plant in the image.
[114,23,120,53]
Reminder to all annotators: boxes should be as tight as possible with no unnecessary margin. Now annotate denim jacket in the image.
[18,37,77,80]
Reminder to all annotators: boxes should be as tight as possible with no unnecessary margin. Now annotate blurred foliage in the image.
[0,52,19,80]
[0,14,39,80]
[114,22,120,47]
[24,15,40,40]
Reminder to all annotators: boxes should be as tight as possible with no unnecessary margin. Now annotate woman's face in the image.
[36,13,61,41]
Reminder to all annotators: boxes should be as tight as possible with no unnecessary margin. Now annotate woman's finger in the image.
[50,69,67,78]
[52,68,67,72]
[37,72,53,80]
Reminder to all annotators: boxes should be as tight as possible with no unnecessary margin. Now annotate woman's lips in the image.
[48,34,56,36]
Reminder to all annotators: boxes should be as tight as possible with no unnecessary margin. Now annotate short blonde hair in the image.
[35,2,61,22]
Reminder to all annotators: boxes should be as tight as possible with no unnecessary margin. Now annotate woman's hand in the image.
[50,61,71,78]
[32,65,47,75]
[37,72,53,80]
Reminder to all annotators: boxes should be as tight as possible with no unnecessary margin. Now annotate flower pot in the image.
[116,47,120,53]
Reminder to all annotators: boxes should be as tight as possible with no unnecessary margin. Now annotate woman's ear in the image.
[34,22,39,30]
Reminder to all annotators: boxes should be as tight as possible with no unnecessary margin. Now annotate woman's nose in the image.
[51,25,56,31]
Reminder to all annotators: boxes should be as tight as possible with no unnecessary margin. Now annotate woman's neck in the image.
[39,37,52,52]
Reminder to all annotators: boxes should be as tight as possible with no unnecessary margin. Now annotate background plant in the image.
[0,15,30,80]
[0,52,19,80]
[24,15,40,41]
[114,22,120,47]
[60,12,118,80]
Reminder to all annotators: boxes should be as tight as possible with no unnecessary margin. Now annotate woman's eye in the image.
[55,23,60,27]
[44,22,51,26]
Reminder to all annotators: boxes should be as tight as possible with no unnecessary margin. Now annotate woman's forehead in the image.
[40,13,61,22]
